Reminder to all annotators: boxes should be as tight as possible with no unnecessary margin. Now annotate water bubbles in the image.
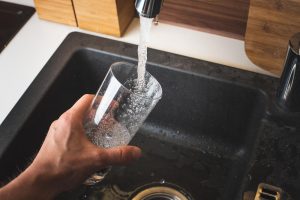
[84,120,131,148]
[80,194,88,200]
[248,174,252,181]
[160,179,166,184]
[105,132,112,139]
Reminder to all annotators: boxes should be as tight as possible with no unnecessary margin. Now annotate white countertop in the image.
[0,0,275,125]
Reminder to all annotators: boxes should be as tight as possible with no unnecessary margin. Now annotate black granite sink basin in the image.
[0,32,299,200]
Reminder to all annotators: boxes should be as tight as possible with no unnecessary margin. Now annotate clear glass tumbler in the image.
[83,62,162,185]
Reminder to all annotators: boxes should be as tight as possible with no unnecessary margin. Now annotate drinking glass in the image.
[83,62,162,185]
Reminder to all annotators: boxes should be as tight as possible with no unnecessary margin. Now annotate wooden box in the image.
[34,0,77,26]
[72,0,135,37]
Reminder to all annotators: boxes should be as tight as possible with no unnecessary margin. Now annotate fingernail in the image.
[133,147,142,159]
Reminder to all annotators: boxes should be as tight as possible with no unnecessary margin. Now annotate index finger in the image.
[69,94,95,119]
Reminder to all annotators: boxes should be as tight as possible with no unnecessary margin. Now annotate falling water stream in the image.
[137,16,153,88]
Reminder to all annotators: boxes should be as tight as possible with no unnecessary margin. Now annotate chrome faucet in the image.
[276,32,300,112]
[135,0,164,19]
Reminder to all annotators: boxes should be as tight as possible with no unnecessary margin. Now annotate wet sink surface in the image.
[1,32,298,200]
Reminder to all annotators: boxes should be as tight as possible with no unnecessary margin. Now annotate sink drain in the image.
[254,183,283,200]
[130,182,193,200]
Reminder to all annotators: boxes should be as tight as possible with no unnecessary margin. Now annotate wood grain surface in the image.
[245,0,300,75]
[73,0,135,37]
[34,0,77,26]
[159,0,250,40]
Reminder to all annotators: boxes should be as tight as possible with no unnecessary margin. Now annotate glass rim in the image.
[110,62,162,101]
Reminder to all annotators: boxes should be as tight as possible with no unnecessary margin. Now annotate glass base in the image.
[84,167,111,185]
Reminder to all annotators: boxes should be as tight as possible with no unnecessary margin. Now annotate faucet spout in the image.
[276,32,300,112]
[135,0,164,18]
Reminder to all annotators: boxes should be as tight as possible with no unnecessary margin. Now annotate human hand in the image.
[0,94,141,200]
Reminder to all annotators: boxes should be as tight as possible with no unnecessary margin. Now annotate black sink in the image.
[0,1,35,52]
[0,32,299,200]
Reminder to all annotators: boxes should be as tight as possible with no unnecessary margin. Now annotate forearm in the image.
[0,94,142,199]
[0,166,57,200]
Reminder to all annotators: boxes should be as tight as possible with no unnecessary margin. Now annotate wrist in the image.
[21,164,60,199]
[0,164,59,200]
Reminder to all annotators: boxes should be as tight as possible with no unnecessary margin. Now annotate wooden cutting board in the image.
[245,0,300,76]
[159,0,250,40]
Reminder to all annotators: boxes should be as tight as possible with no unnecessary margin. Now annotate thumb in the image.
[98,146,142,166]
